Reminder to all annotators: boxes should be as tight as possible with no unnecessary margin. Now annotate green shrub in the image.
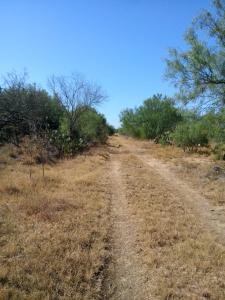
[120,94,182,139]
[212,144,225,160]
[0,83,64,145]
[107,124,116,135]
[201,110,225,144]
[119,108,142,138]
[50,130,86,157]
[77,108,109,144]
[0,71,111,157]
[158,131,173,145]
[172,122,208,151]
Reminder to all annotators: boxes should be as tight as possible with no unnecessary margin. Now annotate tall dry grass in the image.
[0,147,111,299]
[118,136,225,207]
[119,153,225,299]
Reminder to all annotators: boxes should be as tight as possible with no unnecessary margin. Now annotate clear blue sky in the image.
[1,0,212,127]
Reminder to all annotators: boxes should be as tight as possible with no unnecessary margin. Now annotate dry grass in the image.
[119,153,225,299]
[148,146,225,208]
[118,136,225,207]
[1,136,225,299]
[0,147,111,299]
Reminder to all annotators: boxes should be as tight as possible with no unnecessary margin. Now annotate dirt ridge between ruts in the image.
[103,157,151,300]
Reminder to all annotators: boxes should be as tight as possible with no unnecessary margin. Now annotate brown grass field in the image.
[0,146,111,299]
[1,135,225,299]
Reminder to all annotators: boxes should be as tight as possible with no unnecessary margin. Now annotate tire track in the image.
[104,158,150,300]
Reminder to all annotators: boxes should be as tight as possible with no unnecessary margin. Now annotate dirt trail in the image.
[117,136,225,244]
[106,158,150,300]
[141,156,225,244]
[104,136,225,299]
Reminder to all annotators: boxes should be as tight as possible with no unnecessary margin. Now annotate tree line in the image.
[120,0,225,160]
[0,71,115,157]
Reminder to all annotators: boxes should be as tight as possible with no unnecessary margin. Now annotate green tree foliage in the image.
[48,73,106,141]
[0,72,64,145]
[165,0,225,108]
[0,71,112,157]
[119,108,141,137]
[77,108,109,144]
[138,95,182,139]
[107,124,116,136]
[172,109,225,153]
[201,109,225,142]
[164,0,225,158]
[120,94,182,140]
[172,121,209,151]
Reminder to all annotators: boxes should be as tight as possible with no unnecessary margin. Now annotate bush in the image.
[201,110,225,144]
[158,131,173,145]
[172,122,208,151]
[120,94,182,139]
[49,131,87,157]
[107,124,116,135]
[0,71,112,157]
[0,82,64,144]
[212,144,225,160]
[77,108,109,144]
[119,108,142,138]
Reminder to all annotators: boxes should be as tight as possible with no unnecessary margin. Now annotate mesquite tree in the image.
[48,73,106,140]
[165,0,225,109]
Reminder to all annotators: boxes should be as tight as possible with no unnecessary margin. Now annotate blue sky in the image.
[1,0,212,127]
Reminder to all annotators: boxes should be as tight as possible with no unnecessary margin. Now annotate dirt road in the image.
[104,135,225,299]
[1,135,225,299]
[107,160,149,299]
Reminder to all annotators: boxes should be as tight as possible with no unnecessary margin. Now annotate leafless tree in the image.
[2,70,28,90]
[0,71,30,145]
[48,73,106,138]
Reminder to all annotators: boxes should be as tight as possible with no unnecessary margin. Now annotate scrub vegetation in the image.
[120,0,225,159]
[1,0,225,299]
[0,71,115,158]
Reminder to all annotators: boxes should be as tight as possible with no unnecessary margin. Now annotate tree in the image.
[119,108,141,137]
[172,122,209,151]
[48,73,106,140]
[120,94,182,139]
[77,108,109,144]
[165,0,225,109]
[0,70,109,157]
[201,109,225,142]
[138,94,182,139]
[0,71,64,144]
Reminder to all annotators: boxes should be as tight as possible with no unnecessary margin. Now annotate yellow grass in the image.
[1,137,225,299]
[0,147,111,299]
[119,153,225,299]
[120,136,225,207]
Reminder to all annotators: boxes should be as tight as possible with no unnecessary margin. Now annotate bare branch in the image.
[48,72,107,138]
